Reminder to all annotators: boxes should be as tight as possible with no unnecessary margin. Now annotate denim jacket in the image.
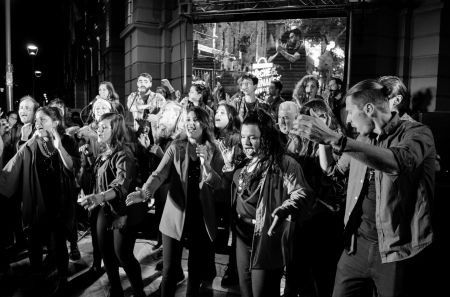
[329,113,435,263]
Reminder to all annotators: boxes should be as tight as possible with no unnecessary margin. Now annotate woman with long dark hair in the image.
[218,108,313,297]
[126,106,223,297]
[78,113,144,297]
[0,106,78,295]
[214,102,242,286]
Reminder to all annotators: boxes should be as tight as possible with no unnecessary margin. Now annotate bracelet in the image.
[99,192,106,206]
[142,188,152,202]
[333,134,347,156]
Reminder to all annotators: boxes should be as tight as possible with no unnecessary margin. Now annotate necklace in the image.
[40,139,56,157]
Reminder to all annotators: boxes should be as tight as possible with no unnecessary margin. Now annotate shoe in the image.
[69,245,81,261]
[108,287,124,297]
[220,265,238,287]
[49,278,68,297]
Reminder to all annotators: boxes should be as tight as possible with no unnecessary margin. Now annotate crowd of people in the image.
[0,71,437,297]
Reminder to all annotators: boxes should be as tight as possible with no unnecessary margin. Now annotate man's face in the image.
[137,76,152,93]
[19,99,35,124]
[241,79,256,96]
[328,80,339,91]
[269,83,278,97]
[345,96,374,136]
[288,33,298,46]
[278,109,296,135]
[241,124,261,159]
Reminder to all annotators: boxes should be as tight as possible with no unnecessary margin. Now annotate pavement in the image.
[0,232,250,297]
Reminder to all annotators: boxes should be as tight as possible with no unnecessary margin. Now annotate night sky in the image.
[1,0,68,110]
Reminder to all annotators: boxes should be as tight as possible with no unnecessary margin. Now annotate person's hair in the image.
[329,77,343,89]
[49,98,66,107]
[155,86,169,99]
[20,95,40,112]
[377,76,411,116]
[345,79,390,113]
[35,106,65,136]
[214,102,241,137]
[186,106,215,144]
[98,112,127,151]
[271,80,283,92]
[278,101,299,118]
[242,108,284,164]
[99,81,119,101]
[300,99,341,131]
[240,73,258,86]
[7,110,18,118]
[138,73,152,81]
[293,75,320,106]
[191,81,211,106]
[298,99,341,159]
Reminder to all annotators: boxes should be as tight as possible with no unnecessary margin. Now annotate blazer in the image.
[143,139,223,241]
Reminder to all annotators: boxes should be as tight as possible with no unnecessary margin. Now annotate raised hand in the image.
[52,128,62,150]
[293,114,340,145]
[217,140,235,167]
[138,133,150,149]
[196,144,211,169]
[21,123,33,141]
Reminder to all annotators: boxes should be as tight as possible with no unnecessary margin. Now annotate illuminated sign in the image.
[251,58,281,95]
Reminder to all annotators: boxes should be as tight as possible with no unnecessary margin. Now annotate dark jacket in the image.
[143,139,223,241]
[0,136,77,233]
[94,145,137,223]
[328,113,435,263]
[230,155,314,270]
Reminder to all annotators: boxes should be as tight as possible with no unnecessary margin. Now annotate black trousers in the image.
[235,235,283,297]
[89,207,102,268]
[333,235,433,297]
[96,207,144,296]
[29,223,68,280]
[284,211,342,297]
[160,220,215,297]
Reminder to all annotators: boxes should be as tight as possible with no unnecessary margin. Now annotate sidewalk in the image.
[1,234,243,297]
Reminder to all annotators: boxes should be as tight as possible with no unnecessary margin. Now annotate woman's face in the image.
[188,86,201,106]
[35,111,57,137]
[305,80,318,99]
[8,113,18,127]
[215,105,229,130]
[185,111,203,140]
[98,84,110,100]
[93,101,111,121]
[97,119,112,144]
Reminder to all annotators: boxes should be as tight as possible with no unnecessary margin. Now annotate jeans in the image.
[333,235,433,297]
[235,234,283,297]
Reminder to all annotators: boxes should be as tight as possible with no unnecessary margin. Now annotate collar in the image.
[379,112,400,136]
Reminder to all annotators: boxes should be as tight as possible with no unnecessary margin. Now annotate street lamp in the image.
[26,43,38,98]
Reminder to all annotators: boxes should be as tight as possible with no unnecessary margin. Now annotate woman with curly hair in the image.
[126,106,224,297]
[219,108,313,297]
[292,74,323,108]
[78,112,144,297]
